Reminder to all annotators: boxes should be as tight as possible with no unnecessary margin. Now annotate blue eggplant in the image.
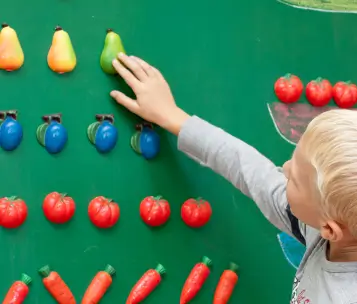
[131,123,160,160]
[36,114,68,154]
[0,110,23,151]
[87,114,118,153]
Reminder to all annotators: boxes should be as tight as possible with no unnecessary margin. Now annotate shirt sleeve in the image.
[178,115,306,244]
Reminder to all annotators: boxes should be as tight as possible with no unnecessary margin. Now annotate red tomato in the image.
[181,197,212,228]
[274,73,304,104]
[88,196,120,228]
[43,192,75,224]
[140,195,171,226]
[0,196,27,228]
[332,81,357,108]
[305,77,333,107]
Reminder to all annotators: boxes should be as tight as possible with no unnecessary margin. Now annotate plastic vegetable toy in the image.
[88,196,120,228]
[181,197,212,228]
[126,264,165,303]
[0,110,23,151]
[274,73,303,104]
[81,264,115,304]
[213,263,239,304]
[39,265,76,304]
[140,195,170,227]
[2,273,32,304]
[100,29,125,75]
[131,122,160,160]
[0,196,27,228]
[180,256,212,304]
[36,114,68,154]
[87,114,118,153]
[43,192,76,224]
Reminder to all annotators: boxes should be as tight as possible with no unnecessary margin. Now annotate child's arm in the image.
[178,115,306,244]
[110,54,306,243]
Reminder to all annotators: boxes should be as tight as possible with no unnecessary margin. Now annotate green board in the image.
[1,0,356,303]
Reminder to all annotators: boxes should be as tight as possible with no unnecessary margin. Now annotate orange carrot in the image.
[213,263,239,304]
[81,264,115,304]
[2,273,32,304]
[39,265,76,304]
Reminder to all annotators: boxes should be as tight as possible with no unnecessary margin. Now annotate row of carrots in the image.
[2,256,239,304]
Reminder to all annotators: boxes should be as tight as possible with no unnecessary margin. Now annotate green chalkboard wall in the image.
[1,0,357,303]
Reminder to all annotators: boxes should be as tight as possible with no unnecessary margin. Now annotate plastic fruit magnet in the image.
[140,195,171,227]
[87,114,118,153]
[181,197,212,228]
[0,196,28,228]
[36,114,68,154]
[43,192,75,224]
[88,196,120,228]
[47,26,76,74]
[100,29,125,74]
[131,122,160,160]
[0,110,23,151]
[2,273,32,303]
[0,23,24,71]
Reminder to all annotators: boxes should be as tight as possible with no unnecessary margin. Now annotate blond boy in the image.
[110,53,357,304]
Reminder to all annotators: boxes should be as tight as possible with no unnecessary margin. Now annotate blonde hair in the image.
[302,109,357,237]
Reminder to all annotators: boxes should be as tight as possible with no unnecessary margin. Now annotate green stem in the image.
[315,77,323,82]
[20,273,32,285]
[104,264,116,276]
[7,196,18,201]
[228,262,239,273]
[60,193,68,199]
[201,256,212,267]
[153,195,163,200]
[38,265,51,278]
[155,264,166,275]
[345,80,352,85]
[284,73,292,79]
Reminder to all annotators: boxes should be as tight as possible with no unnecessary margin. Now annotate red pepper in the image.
[2,273,32,304]
[213,262,239,304]
[126,264,165,304]
[180,256,212,304]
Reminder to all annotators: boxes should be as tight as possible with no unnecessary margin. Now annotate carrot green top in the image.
[228,262,239,273]
[104,264,116,276]
[38,265,52,278]
[201,256,212,267]
[20,273,32,285]
[154,264,166,275]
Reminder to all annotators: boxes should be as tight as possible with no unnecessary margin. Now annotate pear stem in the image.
[55,25,62,31]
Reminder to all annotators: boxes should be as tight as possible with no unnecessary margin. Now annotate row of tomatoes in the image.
[274,73,357,108]
[0,193,212,229]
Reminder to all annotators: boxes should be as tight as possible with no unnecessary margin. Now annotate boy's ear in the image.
[320,220,344,242]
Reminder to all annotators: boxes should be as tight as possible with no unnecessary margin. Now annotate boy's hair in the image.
[302,109,357,237]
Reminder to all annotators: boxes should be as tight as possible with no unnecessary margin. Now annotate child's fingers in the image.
[110,90,139,113]
[112,59,141,91]
[117,53,147,81]
[130,56,156,77]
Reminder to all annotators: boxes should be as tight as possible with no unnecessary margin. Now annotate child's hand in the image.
[110,53,190,135]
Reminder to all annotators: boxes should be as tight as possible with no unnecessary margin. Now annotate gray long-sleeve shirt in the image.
[177,115,357,304]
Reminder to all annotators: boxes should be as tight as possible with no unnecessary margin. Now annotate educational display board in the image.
[1,0,356,303]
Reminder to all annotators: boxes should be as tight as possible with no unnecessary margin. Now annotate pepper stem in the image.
[228,262,239,273]
[284,73,292,79]
[60,193,68,199]
[38,265,51,278]
[153,195,163,200]
[104,264,116,276]
[201,256,212,267]
[20,273,32,285]
[155,264,166,275]
[315,77,323,82]
[7,196,18,201]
